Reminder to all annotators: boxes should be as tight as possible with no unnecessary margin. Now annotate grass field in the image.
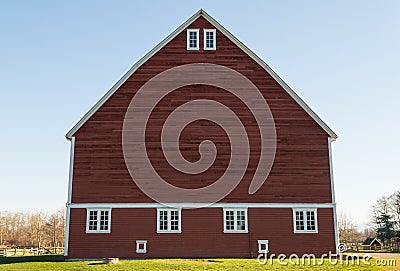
[0,255,398,270]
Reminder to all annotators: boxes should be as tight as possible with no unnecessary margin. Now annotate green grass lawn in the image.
[0,255,397,271]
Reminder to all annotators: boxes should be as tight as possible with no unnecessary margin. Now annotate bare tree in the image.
[361,228,375,239]
[0,209,65,250]
[372,196,391,223]
[44,209,65,252]
[338,211,357,245]
[390,191,400,231]
[0,212,6,246]
[29,212,47,250]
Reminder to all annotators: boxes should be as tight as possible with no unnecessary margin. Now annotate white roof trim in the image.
[66,9,337,139]
[367,238,383,246]
[69,202,335,209]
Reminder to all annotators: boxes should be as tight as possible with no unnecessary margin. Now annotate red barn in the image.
[64,10,338,259]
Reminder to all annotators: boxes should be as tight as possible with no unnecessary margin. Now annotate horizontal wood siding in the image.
[71,16,333,204]
[67,208,335,258]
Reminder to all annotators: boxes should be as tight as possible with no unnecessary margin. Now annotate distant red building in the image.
[64,10,338,259]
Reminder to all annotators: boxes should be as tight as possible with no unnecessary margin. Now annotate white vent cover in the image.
[136,240,147,254]
[258,240,269,254]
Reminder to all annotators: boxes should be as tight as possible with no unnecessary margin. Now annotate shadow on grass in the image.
[0,255,64,265]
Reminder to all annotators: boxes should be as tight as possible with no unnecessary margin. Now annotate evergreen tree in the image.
[376,213,396,246]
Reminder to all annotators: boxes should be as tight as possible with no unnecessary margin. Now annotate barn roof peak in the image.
[66,9,337,140]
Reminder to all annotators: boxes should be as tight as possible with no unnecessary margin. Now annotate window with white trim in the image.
[86,209,111,233]
[157,209,181,233]
[204,29,216,50]
[136,240,147,254]
[187,29,199,50]
[223,209,248,233]
[293,209,318,233]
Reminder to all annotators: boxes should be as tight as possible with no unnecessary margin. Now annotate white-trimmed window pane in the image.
[89,210,97,231]
[188,31,197,48]
[225,211,235,230]
[295,211,304,231]
[206,31,214,48]
[87,209,111,233]
[159,210,168,231]
[204,30,216,50]
[237,211,246,231]
[158,209,180,232]
[224,209,247,232]
[306,211,316,231]
[294,209,317,232]
[100,210,109,231]
[170,210,179,231]
[190,33,196,47]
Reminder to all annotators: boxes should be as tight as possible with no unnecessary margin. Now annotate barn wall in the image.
[71,16,333,204]
[66,207,336,258]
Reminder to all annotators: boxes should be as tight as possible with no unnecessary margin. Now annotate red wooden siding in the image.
[67,208,335,258]
[71,16,333,204]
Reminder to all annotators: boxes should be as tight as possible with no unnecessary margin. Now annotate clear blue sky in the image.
[1,1,399,227]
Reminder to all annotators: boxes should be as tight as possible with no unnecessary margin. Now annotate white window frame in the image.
[204,29,216,50]
[186,29,199,50]
[157,208,181,233]
[223,208,248,233]
[86,208,111,233]
[136,240,147,254]
[258,240,269,254]
[292,208,318,233]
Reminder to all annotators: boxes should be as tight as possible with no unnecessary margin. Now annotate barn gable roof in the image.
[362,238,382,246]
[65,9,337,140]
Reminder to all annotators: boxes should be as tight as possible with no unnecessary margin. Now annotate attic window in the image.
[187,29,199,50]
[204,29,216,50]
